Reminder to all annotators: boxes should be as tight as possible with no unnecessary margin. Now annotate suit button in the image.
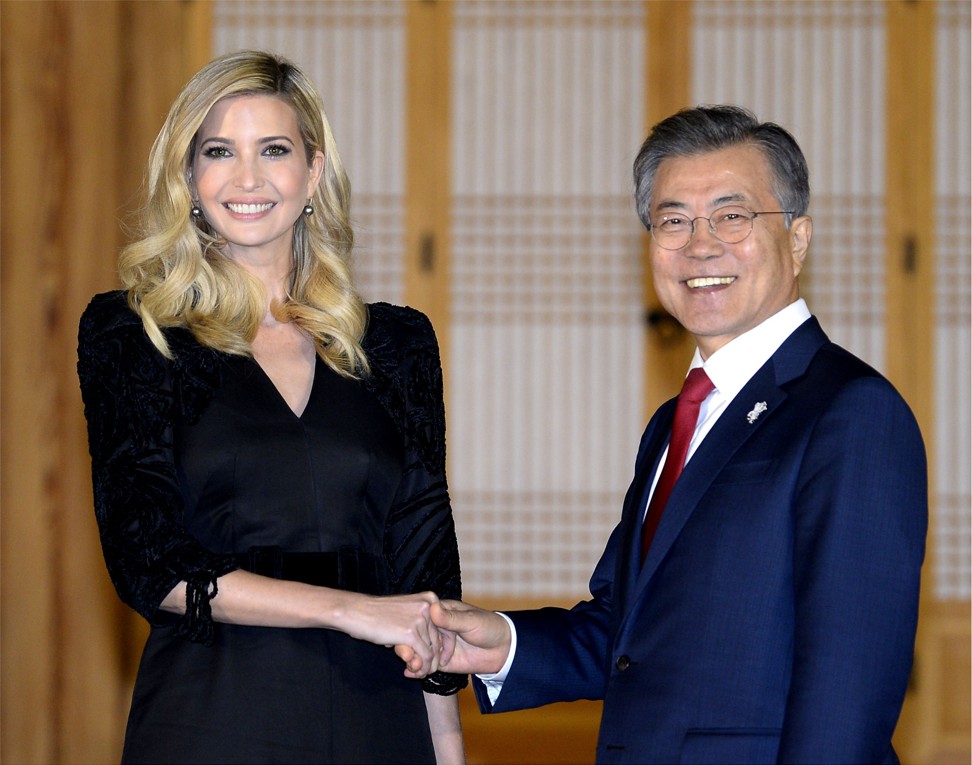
[615,655,631,671]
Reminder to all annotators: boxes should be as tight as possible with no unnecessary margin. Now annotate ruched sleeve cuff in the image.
[422,670,469,696]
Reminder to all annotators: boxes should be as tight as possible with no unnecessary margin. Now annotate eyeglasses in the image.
[647,206,794,250]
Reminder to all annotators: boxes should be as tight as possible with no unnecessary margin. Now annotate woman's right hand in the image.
[163,571,445,674]
[331,590,442,675]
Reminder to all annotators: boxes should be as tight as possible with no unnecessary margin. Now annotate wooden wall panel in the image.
[2,8,66,760]
[643,0,697,413]
[1,6,124,761]
[884,2,938,762]
[885,1,934,439]
[0,3,210,762]
[58,11,130,765]
[405,0,453,354]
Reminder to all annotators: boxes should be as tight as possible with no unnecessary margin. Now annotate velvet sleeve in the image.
[77,292,239,644]
[363,303,468,696]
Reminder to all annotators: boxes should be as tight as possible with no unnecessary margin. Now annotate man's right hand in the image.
[396,599,512,678]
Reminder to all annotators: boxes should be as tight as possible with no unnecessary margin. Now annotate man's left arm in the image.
[781,375,927,763]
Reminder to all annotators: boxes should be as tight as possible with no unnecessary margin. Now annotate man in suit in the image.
[399,105,927,764]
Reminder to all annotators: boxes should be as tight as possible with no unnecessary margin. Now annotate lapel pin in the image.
[746,402,768,424]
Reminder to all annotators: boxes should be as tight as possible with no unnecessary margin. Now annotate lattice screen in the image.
[934,1,971,600]
[694,0,887,368]
[213,1,406,303]
[449,0,647,598]
[693,0,971,601]
[212,0,968,602]
[212,0,647,600]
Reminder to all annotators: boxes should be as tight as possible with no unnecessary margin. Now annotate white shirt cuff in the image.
[474,611,517,705]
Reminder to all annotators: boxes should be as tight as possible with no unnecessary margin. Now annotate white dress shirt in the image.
[479,299,813,702]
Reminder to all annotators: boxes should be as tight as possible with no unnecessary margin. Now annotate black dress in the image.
[78,291,465,764]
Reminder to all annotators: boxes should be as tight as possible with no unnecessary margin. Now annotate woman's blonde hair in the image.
[119,50,369,376]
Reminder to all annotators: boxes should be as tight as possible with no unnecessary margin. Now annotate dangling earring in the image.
[191,203,202,218]
[303,200,314,216]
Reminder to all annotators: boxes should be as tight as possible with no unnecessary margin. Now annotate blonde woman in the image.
[78,50,465,764]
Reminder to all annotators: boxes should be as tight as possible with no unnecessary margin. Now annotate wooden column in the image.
[0,3,211,762]
[884,1,933,759]
[885,3,970,764]
[405,0,453,360]
[643,0,696,415]
[885,4,935,429]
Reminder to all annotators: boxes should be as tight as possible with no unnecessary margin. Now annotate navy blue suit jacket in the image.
[474,318,927,764]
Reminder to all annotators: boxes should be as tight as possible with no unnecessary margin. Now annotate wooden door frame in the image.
[887,3,969,762]
[405,0,453,363]
[643,0,697,414]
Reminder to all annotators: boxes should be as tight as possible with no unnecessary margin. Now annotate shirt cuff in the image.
[475,611,517,705]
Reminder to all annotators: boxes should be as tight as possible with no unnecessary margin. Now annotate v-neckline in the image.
[249,354,319,420]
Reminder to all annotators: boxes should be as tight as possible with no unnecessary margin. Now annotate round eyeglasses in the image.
[647,206,794,250]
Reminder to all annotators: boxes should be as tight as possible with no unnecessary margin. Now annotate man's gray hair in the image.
[633,105,810,230]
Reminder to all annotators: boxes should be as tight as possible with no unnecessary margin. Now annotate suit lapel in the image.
[637,365,787,586]
[615,398,677,608]
[628,401,677,533]
[631,318,830,600]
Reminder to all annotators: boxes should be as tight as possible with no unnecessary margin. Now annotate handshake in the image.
[394,599,512,679]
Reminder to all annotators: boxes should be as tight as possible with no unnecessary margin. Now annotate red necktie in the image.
[641,367,715,561]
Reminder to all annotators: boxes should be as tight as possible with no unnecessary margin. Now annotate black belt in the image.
[236,546,386,595]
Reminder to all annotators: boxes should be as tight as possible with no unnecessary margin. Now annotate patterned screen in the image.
[693,0,888,368]
[212,0,647,600]
[448,0,647,597]
[693,0,970,601]
[934,1,971,600]
[213,1,407,303]
[212,0,968,602]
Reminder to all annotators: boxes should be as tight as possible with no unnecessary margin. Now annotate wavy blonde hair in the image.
[119,50,369,376]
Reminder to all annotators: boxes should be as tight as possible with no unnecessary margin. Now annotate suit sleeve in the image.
[475,518,621,713]
[780,375,927,763]
[475,410,669,714]
[77,295,239,644]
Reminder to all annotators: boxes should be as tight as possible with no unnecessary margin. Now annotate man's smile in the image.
[685,276,736,289]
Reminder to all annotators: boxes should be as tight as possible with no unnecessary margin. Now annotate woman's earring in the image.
[191,203,203,218]
[303,201,314,216]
